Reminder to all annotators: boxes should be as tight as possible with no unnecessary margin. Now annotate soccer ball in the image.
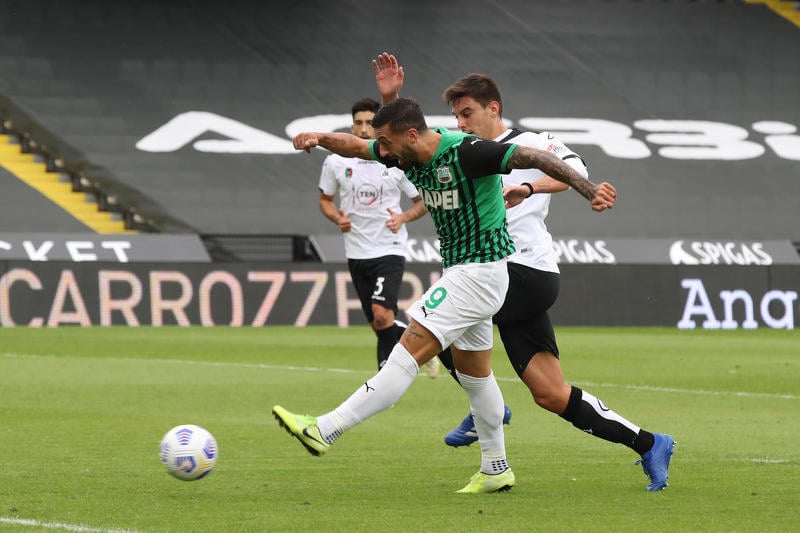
[159,424,218,481]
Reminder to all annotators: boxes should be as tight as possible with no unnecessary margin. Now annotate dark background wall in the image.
[0,0,797,241]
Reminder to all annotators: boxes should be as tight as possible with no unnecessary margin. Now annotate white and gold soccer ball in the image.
[159,424,218,481]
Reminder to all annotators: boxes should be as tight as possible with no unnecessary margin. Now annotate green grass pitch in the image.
[1,326,798,532]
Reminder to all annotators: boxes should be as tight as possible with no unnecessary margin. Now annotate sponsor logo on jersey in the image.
[421,189,459,210]
[356,183,379,205]
[436,166,452,184]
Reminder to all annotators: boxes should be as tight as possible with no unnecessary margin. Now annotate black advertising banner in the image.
[0,262,439,328]
[0,233,211,262]
[552,264,796,328]
[1,262,797,329]
[313,235,800,266]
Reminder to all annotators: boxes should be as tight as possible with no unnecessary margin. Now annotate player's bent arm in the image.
[508,145,599,202]
[504,180,616,212]
[509,153,586,201]
[503,177,572,209]
[529,177,569,195]
[319,193,341,225]
[402,196,428,224]
[293,132,375,160]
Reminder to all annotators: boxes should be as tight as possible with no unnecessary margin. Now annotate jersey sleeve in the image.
[396,171,420,198]
[538,132,588,176]
[318,155,339,196]
[564,152,588,178]
[456,137,516,178]
[517,131,589,179]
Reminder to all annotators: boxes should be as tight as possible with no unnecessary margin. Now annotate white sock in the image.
[456,370,509,474]
[317,343,419,444]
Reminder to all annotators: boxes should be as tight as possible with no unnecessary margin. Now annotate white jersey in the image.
[495,129,588,273]
[319,154,420,259]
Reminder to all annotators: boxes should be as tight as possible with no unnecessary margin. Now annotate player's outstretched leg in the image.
[445,406,512,447]
[272,405,330,457]
[635,433,675,491]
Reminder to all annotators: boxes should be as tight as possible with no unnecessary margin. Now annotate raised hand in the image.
[372,52,404,103]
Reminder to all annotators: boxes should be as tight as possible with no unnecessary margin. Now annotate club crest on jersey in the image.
[436,166,452,184]
[345,168,353,178]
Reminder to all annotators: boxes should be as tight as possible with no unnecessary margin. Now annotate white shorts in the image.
[406,259,509,352]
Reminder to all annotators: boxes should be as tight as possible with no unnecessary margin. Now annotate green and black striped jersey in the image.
[371,128,516,268]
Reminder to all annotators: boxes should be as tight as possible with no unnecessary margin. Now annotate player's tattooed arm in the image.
[507,145,597,201]
[504,146,617,212]
[293,132,374,160]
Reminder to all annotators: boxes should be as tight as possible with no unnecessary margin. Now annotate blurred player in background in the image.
[318,97,434,374]
[373,52,674,492]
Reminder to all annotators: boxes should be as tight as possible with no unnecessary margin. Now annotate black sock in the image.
[560,386,653,454]
[375,325,397,370]
[632,429,656,456]
[437,346,460,385]
[392,322,406,343]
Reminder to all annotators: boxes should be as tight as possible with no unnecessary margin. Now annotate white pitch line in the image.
[0,516,141,533]
[745,457,788,464]
[567,380,800,401]
[3,352,798,401]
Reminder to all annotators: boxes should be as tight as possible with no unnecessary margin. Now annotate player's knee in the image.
[531,384,570,414]
[371,305,395,329]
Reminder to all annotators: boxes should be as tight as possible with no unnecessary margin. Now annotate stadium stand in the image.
[0,132,132,233]
[0,0,797,260]
[0,164,89,232]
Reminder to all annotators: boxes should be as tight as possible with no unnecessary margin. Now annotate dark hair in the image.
[371,97,428,133]
[351,97,380,117]
[443,73,504,116]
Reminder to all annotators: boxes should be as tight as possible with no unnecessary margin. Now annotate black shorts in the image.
[348,255,405,324]
[493,262,560,378]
